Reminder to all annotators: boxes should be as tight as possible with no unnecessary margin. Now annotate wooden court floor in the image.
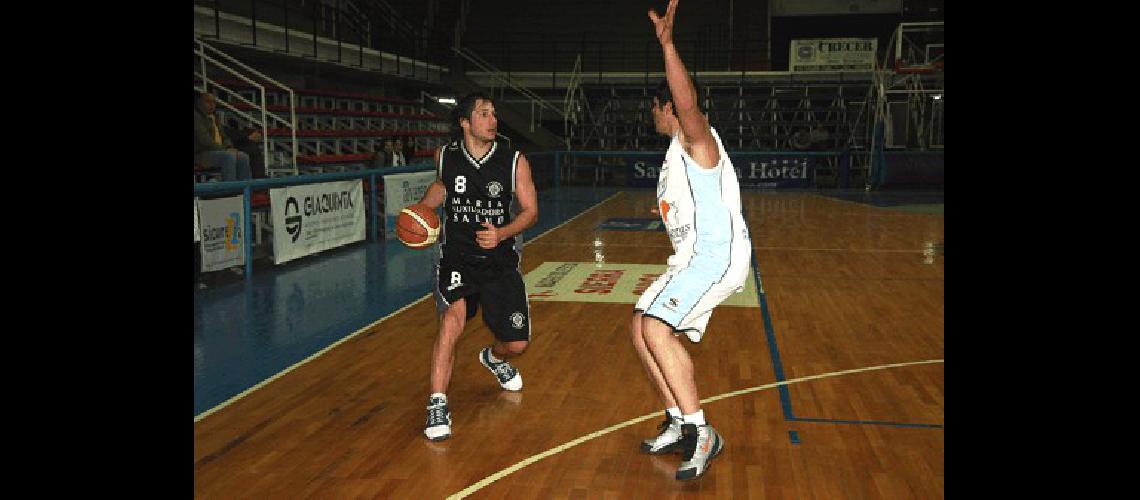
[193,190,945,499]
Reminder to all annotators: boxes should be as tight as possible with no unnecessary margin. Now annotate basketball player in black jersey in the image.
[414,93,539,441]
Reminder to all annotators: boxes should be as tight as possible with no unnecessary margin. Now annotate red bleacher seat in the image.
[251,192,270,208]
[228,103,442,121]
[296,153,375,164]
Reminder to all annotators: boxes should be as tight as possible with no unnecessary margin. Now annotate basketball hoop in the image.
[892,22,943,75]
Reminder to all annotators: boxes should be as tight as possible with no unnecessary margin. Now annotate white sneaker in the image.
[479,346,522,391]
[676,424,725,480]
[423,395,451,441]
[640,412,685,454]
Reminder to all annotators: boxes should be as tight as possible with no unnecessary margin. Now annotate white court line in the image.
[195,191,626,423]
[526,241,674,248]
[527,241,926,254]
[448,358,945,499]
[193,294,432,423]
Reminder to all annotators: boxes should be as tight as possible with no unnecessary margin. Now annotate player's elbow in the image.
[521,207,538,229]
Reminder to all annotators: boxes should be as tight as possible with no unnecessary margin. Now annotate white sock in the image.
[666,407,682,419]
[486,348,504,363]
[430,393,447,403]
[682,409,706,426]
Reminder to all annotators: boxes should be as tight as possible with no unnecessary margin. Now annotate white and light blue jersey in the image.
[656,127,751,272]
[637,127,752,340]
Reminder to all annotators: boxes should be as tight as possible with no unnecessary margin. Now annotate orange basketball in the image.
[396,203,440,248]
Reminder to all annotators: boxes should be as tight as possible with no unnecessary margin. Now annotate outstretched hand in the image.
[648,0,679,46]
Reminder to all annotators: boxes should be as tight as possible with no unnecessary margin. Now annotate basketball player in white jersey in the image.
[632,0,752,480]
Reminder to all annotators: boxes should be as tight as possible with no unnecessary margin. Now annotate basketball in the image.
[396,203,440,248]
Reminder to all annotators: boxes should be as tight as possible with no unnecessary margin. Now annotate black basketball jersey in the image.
[436,139,522,255]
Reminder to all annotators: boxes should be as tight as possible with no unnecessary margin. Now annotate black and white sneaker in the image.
[676,424,724,481]
[424,395,451,441]
[479,346,522,391]
[640,411,685,454]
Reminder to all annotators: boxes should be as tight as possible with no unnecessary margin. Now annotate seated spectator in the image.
[391,137,408,166]
[227,126,266,179]
[395,136,411,165]
[401,136,419,164]
[194,91,252,181]
[372,138,406,168]
[372,139,392,168]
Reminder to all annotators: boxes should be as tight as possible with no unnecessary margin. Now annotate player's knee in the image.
[502,340,528,356]
[641,317,673,346]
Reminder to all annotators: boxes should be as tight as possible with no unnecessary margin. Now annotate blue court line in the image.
[750,251,795,421]
[749,244,944,443]
[750,249,803,445]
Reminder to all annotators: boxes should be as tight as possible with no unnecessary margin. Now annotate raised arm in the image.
[649,0,720,169]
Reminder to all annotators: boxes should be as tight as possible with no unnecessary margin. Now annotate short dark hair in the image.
[452,93,494,128]
[654,79,702,117]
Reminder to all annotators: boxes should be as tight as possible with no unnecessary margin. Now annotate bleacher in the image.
[198,77,450,177]
[194,74,454,257]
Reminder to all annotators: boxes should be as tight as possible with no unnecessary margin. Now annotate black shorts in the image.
[433,246,531,342]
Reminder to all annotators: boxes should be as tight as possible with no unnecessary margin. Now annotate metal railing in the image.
[193,1,449,82]
[194,36,299,176]
[562,55,586,150]
[459,36,749,79]
[452,46,565,133]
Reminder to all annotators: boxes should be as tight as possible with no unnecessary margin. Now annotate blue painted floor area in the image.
[193,186,624,417]
[819,189,944,208]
